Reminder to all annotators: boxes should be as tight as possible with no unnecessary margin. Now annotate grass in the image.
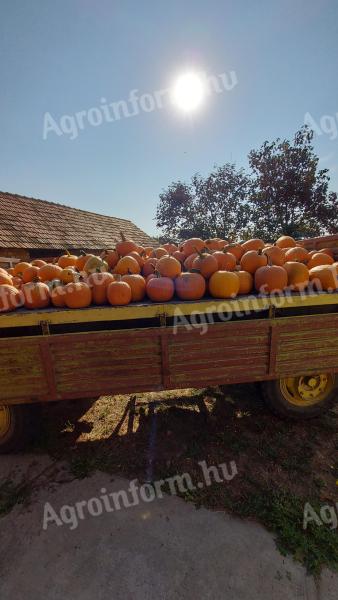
[1,384,338,575]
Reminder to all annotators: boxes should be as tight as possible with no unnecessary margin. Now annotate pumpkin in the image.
[223,243,244,261]
[192,251,218,279]
[115,255,141,275]
[58,250,78,268]
[76,252,94,271]
[60,267,78,284]
[212,251,237,271]
[284,246,309,262]
[22,265,40,283]
[135,245,145,255]
[116,232,138,257]
[307,252,334,269]
[122,273,146,301]
[284,261,309,291]
[12,276,23,289]
[101,249,120,270]
[275,235,296,249]
[125,251,145,268]
[204,238,223,251]
[262,246,286,266]
[143,246,154,258]
[13,262,31,276]
[309,265,338,291]
[318,247,334,258]
[175,272,206,300]
[182,238,205,257]
[254,264,288,294]
[31,259,47,268]
[241,238,265,253]
[22,281,50,309]
[172,250,186,263]
[156,255,182,278]
[208,271,239,298]
[39,264,63,282]
[0,284,23,312]
[237,271,253,295]
[7,268,15,275]
[146,275,175,302]
[162,243,178,254]
[0,271,13,285]
[84,256,108,274]
[240,250,268,274]
[88,272,115,304]
[184,252,198,271]
[50,284,67,307]
[142,258,157,277]
[332,261,338,274]
[151,247,168,259]
[107,280,132,305]
[64,281,92,308]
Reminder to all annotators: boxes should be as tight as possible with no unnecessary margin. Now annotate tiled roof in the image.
[0,191,157,250]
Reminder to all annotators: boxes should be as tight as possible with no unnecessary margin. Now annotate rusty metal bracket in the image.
[268,304,276,319]
[40,320,51,335]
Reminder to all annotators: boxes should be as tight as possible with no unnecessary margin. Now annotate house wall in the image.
[0,248,30,261]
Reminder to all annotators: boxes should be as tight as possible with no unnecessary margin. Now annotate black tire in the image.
[261,374,337,420]
[0,404,41,454]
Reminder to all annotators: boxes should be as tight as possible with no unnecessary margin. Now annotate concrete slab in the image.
[1,464,337,600]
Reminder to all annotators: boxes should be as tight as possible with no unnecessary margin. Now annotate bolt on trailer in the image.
[0,284,338,453]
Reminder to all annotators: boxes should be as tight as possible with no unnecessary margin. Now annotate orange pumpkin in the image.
[146,276,174,302]
[156,255,182,279]
[76,253,94,271]
[241,238,265,253]
[142,258,157,277]
[126,251,145,268]
[116,232,138,257]
[58,251,77,268]
[175,272,206,300]
[275,235,296,249]
[21,265,40,283]
[22,281,50,309]
[192,251,218,279]
[184,252,198,271]
[107,280,132,305]
[208,271,239,298]
[0,272,13,286]
[60,267,78,284]
[318,247,335,258]
[13,262,31,276]
[64,281,92,308]
[115,256,141,275]
[307,252,334,269]
[143,246,154,258]
[31,259,47,268]
[204,238,223,251]
[50,284,67,307]
[162,243,178,254]
[223,243,244,261]
[172,250,186,263]
[7,268,14,276]
[240,250,268,274]
[39,264,63,282]
[121,273,146,302]
[262,246,286,266]
[237,271,253,294]
[12,276,23,289]
[332,261,338,274]
[254,264,288,294]
[0,284,23,312]
[309,265,338,291]
[151,247,168,259]
[102,249,120,270]
[88,272,115,304]
[182,238,205,257]
[284,246,309,262]
[212,251,237,271]
[284,261,309,291]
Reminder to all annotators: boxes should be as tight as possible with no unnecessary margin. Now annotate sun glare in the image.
[171,72,206,113]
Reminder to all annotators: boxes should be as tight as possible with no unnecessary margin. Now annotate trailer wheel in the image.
[0,404,41,454]
[261,373,336,419]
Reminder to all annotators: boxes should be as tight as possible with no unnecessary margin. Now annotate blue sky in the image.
[1,0,337,235]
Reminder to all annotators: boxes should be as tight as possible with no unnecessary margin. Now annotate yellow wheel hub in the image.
[0,405,11,439]
[280,374,334,407]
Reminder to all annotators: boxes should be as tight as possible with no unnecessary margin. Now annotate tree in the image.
[248,126,338,240]
[156,163,251,241]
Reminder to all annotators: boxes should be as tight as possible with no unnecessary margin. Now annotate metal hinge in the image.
[158,312,167,327]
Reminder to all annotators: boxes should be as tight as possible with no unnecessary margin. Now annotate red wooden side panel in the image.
[167,320,271,388]
[274,314,338,377]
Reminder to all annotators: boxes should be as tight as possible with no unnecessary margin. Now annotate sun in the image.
[171,72,206,112]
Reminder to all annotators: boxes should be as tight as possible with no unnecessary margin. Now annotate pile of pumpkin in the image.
[0,233,338,312]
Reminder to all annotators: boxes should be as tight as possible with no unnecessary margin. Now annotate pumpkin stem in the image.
[120,231,126,242]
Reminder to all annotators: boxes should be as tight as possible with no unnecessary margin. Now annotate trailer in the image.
[0,285,338,453]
